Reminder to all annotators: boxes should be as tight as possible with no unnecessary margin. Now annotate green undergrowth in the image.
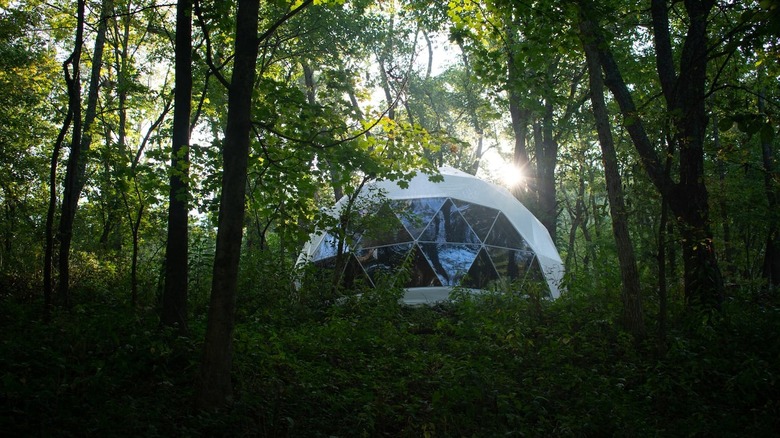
[2,285,779,437]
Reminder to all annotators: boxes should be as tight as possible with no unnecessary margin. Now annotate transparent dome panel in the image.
[486,247,537,281]
[462,248,500,289]
[405,244,443,288]
[525,257,544,282]
[343,254,372,289]
[452,199,499,242]
[419,242,480,286]
[358,243,413,284]
[484,212,530,250]
[419,199,480,245]
[312,232,348,261]
[393,197,447,239]
[357,202,413,248]
[311,253,372,290]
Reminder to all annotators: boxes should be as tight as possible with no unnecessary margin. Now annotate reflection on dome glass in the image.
[358,203,413,247]
[485,212,530,250]
[311,196,547,294]
[393,197,446,239]
[463,248,500,289]
[312,233,343,261]
[418,242,480,286]
[359,243,413,284]
[485,247,536,281]
[419,199,480,245]
[408,245,443,287]
[452,199,499,241]
[342,254,371,289]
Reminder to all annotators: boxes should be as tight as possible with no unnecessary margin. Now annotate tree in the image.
[55,0,110,306]
[162,0,193,332]
[46,0,85,308]
[582,0,725,309]
[196,0,261,409]
[197,0,316,410]
[579,7,645,338]
[0,2,58,308]
[447,0,587,242]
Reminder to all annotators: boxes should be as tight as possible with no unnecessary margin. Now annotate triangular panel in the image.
[311,233,347,262]
[484,212,530,250]
[452,199,499,242]
[524,256,544,282]
[419,199,480,245]
[357,203,413,248]
[393,198,447,239]
[357,243,414,285]
[342,254,373,289]
[462,248,500,289]
[312,254,371,291]
[486,247,536,281]
[405,244,443,288]
[419,242,480,286]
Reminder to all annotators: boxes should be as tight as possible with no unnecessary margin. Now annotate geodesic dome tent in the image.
[298,166,564,304]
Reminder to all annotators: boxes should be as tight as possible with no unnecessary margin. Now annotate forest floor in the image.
[2,285,779,437]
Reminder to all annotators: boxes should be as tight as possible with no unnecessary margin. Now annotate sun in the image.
[479,149,526,190]
[500,164,524,188]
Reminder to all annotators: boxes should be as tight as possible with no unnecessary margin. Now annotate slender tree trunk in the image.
[44,86,75,317]
[508,100,531,198]
[303,62,343,201]
[657,198,669,356]
[56,0,93,306]
[162,0,192,332]
[759,82,780,291]
[58,0,109,305]
[580,15,645,338]
[378,57,396,121]
[455,40,485,175]
[537,100,559,242]
[197,0,260,410]
[564,173,587,270]
[122,190,144,307]
[712,113,734,278]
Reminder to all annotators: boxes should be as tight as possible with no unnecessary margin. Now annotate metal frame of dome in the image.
[298,166,565,303]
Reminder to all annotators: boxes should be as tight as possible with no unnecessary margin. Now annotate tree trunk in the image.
[162,0,192,332]
[537,100,559,242]
[44,85,75,318]
[378,57,396,121]
[423,31,433,80]
[657,198,669,356]
[580,14,645,338]
[585,0,723,310]
[455,40,485,175]
[58,0,108,306]
[196,0,260,410]
[563,172,587,270]
[303,62,343,201]
[57,1,96,306]
[712,113,734,278]
[128,202,144,307]
[508,100,532,199]
[759,82,780,291]
[665,0,722,309]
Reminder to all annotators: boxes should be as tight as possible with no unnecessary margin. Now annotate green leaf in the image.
[718,117,734,132]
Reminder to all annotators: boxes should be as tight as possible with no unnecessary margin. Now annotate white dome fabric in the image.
[299,166,564,303]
